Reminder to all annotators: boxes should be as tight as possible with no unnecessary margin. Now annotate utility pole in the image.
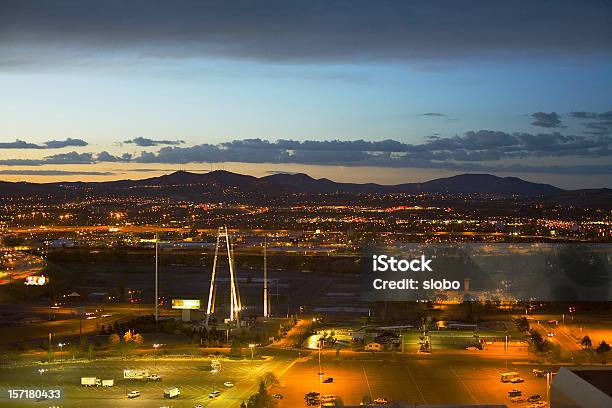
[155,233,159,322]
[263,236,268,318]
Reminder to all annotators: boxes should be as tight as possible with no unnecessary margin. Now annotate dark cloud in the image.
[0,138,88,149]
[0,151,93,166]
[570,111,612,120]
[120,131,612,175]
[43,152,94,164]
[570,110,612,136]
[0,169,113,176]
[43,138,88,148]
[96,151,132,162]
[0,140,41,149]
[124,137,185,147]
[1,1,611,69]
[421,113,446,117]
[531,112,564,128]
[1,128,610,175]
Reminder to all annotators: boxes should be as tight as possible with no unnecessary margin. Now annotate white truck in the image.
[81,377,114,387]
[124,369,150,380]
[81,377,101,387]
[501,372,520,382]
[163,387,180,398]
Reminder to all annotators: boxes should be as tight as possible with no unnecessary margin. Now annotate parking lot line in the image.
[403,365,427,405]
[450,366,479,405]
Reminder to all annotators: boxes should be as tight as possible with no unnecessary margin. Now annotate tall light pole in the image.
[318,338,323,408]
[249,343,255,368]
[546,372,551,404]
[48,333,52,363]
[155,233,159,322]
[153,343,161,367]
[263,237,268,318]
[58,342,65,365]
[505,335,509,371]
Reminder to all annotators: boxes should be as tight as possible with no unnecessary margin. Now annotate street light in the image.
[58,342,66,365]
[153,343,162,367]
[249,343,255,367]
[318,338,323,408]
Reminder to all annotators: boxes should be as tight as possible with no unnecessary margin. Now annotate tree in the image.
[246,380,276,408]
[230,338,242,358]
[529,329,550,353]
[133,333,144,345]
[515,317,530,333]
[108,333,120,346]
[260,372,278,388]
[595,341,611,363]
[123,331,133,343]
[581,335,592,349]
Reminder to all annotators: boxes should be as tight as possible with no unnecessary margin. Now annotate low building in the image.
[551,366,612,408]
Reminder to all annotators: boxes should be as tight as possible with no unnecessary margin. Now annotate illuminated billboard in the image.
[171,299,200,310]
[24,275,48,286]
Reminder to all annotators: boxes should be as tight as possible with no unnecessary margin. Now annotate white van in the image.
[501,372,520,382]
[164,387,180,398]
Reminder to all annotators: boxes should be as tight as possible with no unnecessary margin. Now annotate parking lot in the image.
[274,354,550,407]
[0,356,296,407]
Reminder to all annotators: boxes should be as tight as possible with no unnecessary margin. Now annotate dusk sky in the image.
[0,1,611,188]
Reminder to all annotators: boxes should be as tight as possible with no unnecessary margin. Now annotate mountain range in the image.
[0,171,610,207]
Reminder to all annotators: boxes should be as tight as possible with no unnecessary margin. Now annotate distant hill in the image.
[0,170,609,207]
[396,174,564,195]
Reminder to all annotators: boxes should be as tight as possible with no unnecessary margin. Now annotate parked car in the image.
[223,381,234,388]
[323,377,334,383]
[127,391,140,399]
[510,396,525,403]
[273,394,284,399]
[527,395,542,402]
[208,390,221,398]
